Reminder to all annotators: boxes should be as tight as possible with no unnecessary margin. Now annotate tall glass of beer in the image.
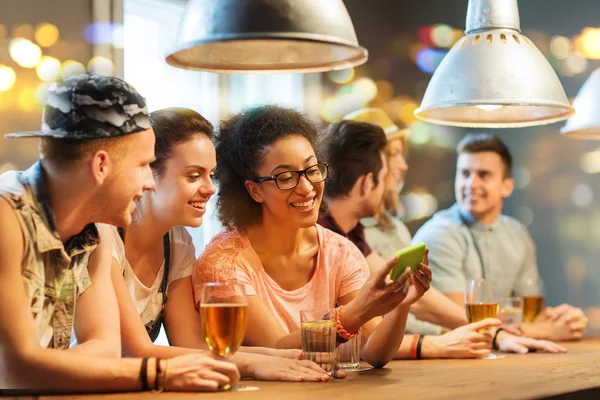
[200,282,247,389]
[465,278,499,359]
[516,277,545,323]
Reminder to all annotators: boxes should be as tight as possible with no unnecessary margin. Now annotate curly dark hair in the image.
[215,105,320,230]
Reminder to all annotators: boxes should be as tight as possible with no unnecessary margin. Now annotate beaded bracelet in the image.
[336,305,360,341]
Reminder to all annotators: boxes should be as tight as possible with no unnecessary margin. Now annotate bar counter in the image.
[7,338,600,400]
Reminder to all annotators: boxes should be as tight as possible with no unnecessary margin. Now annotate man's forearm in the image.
[3,347,145,393]
[66,338,121,358]
[410,288,468,329]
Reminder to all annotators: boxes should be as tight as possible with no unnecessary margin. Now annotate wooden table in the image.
[7,339,600,400]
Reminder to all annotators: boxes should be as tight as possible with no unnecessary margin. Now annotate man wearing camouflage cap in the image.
[0,73,239,392]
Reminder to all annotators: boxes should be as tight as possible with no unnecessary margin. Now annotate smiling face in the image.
[152,134,216,227]
[245,135,324,229]
[455,151,514,223]
[360,151,388,218]
[384,137,408,193]
[100,128,156,226]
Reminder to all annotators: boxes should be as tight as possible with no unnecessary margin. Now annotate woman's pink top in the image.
[193,224,369,333]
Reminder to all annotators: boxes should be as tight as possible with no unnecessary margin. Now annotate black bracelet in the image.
[492,328,505,350]
[416,335,425,360]
[154,358,162,391]
[140,357,150,391]
[336,333,349,344]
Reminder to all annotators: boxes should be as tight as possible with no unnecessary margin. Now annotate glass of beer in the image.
[516,277,545,323]
[300,309,337,376]
[465,279,499,359]
[200,282,247,389]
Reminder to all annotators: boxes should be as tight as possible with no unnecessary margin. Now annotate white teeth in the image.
[290,198,315,209]
[189,201,207,209]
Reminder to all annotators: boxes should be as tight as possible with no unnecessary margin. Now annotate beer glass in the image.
[465,279,499,359]
[516,277,545,323]
[200,282,248,389]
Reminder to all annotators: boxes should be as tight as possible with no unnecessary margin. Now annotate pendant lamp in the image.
[414,0,574,128]
[561,68,600,139]
[165,0,368,73]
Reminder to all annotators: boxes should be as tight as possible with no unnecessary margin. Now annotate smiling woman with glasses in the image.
[192,105,431,371]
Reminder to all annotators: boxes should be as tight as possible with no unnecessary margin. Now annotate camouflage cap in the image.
[5,73,150,139]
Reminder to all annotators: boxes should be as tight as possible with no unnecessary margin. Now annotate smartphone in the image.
[389,242,427,281]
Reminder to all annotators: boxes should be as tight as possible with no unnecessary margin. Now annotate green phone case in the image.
[390,242,427,281]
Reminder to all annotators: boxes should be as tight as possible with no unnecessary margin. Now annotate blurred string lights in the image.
[0,21,118,111]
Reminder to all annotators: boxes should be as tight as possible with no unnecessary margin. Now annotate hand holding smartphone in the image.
[389,242,427,281]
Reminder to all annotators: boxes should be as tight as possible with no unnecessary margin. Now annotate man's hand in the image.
[524,304,588,341]
[497,331,567,354]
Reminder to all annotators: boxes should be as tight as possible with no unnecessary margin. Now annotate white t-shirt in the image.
[109,225,195,325]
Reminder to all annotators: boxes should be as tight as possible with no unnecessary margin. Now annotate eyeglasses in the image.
[252,163,329,190]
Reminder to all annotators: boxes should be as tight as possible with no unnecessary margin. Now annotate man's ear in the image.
[501,177,515,199]
[90,150,110,185]
[359,173,374,197]
[245,180,265,203]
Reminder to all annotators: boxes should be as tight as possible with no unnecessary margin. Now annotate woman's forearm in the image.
[274,330,302,349]
[361,304,411,368]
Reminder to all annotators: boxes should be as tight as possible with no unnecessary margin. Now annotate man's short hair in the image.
[456,133,513,177]
[39,135,130,168]
[322,120,387,199]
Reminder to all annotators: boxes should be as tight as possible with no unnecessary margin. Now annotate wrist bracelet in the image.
[337,305,360,341]
[410,334,421,360]
[416,335,426,360]
[140,357,150,391]
[152,358,164,392]
[493,327,505,350]
[162,359,169,392]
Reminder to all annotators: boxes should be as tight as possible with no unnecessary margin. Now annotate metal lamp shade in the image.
[166,0,368,73]
[561,68,600,139]
[414,0,574,128]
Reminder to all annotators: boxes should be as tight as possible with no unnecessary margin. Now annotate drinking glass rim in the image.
[499,296,524,302]
[300,308,335,313]
[204,282,244,287]
[465,278,498,283]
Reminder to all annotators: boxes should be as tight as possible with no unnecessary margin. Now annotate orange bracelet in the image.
[336,305,360,341]
[410,334,421,360]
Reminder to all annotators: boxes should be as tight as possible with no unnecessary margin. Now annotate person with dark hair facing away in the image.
[413,133,588,343]
[105,107,334,385]
[0,74,239,392]
[320,119,565,356]
[193,105,433,369]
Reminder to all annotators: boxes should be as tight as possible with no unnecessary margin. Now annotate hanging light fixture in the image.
[414,0,574,128]
[561,68,600,139]
[165,0,368,74]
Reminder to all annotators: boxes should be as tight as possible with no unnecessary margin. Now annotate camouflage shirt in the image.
[0,162,99,349]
